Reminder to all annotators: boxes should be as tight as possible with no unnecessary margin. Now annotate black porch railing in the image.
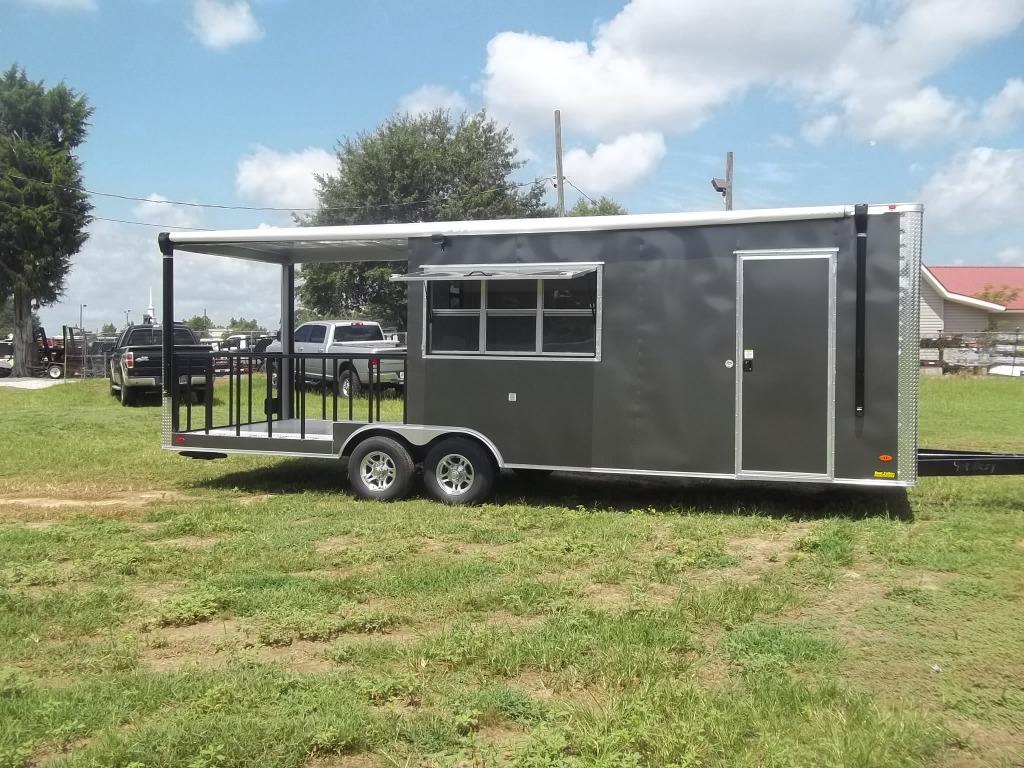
[170,350,407,438]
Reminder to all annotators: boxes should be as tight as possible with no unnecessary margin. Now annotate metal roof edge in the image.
[922,266,1006,312]
[166,204,881,246]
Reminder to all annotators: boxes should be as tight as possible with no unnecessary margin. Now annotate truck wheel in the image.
[336,369,361,399]
[347,436,414,501]
[119,383,135,407]
[47,364,63,379]
[423,437,495,505]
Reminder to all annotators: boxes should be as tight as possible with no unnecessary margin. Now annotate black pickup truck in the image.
[108,324,210,406]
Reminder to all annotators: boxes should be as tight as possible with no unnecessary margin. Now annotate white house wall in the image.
[920,278,944,337]
[943,301,991,333]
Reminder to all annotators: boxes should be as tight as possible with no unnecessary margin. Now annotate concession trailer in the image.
[158,203,1024,503]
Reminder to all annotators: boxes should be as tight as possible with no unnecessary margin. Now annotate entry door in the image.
[736,250,836,478]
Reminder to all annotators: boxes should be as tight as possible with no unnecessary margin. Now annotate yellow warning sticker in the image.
[873,470,897,479]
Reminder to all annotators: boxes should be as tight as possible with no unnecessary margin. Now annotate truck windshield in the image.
[127,328,196,345]
[334,325,383,342]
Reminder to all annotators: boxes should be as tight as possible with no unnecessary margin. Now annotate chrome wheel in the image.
[435,453,475,496]
[360,451,396,491]
[341,376,351,398]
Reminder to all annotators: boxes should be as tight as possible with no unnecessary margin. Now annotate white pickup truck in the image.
[267,320,405,397]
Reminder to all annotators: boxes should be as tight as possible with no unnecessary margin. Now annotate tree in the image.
[300,110,551,329]
[182,314,214,335]
[569,196,627,216]
[975,284,1021,306]
[0,65,92,376]
[225,317,262,333]
[100,322,117,335]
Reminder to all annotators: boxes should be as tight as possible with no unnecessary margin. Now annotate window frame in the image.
[423,262,602,361]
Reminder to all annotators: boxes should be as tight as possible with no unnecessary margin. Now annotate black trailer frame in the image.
[158,203,1023,500]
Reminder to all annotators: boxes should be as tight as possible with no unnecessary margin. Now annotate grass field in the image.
[0,377,1022,767]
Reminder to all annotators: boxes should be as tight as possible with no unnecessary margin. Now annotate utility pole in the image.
[79,303,87,332]
[711,151,734,210]
[554,109,565,216]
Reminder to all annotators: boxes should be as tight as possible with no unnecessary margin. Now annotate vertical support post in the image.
[554,109,565,217]
[280,263,295,420]
[724,151,734,211]
[854,203,868,418]
[158,233,177,433]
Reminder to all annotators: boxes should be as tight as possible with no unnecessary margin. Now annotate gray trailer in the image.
[157,203,1023,504]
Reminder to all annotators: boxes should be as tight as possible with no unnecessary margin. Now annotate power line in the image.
[1,170,553,214]
[563,177,596,205]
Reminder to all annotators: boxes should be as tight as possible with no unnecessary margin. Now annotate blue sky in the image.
[3,0,1023,331]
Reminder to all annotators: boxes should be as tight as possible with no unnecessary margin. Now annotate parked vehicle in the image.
[266,321,405,397]
[157,203,1024,504]
[35,327,65,379]
[109,324,210,406]
[0,340,12,378]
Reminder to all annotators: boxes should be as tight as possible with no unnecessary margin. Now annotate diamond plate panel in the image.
[897,210,922,483]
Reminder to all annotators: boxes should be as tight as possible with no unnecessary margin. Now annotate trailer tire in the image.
[46,364,63,379]
[423,437,495,505]
[347,436,414,501]
[336,368,361,399]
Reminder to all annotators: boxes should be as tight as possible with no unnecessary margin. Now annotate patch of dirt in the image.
[899,570,957,591]
[941,719,1024,768]
[134,582,183,605]
[154,535,222,550]
[0,490,185,512]
[581,583,632,609]
[484,611,545,631]
[507,670,555,701]
[141,618,249,672]
[704,523,814,584]
[305,755,384,768]
[252,640,334,674]
[788,568,888,626]
[643,582,681,606]
[130,521,164,533]
[33,736,92,767]
[316,535,361,554]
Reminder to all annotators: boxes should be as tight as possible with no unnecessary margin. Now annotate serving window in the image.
[396,263,601,359]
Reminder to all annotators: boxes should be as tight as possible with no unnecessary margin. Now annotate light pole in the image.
[79,303,87,332]
[125,310,131,329]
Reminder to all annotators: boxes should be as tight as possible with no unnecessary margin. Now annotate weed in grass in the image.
[725,623,840,673]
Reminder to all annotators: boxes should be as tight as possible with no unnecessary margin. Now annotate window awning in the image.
[390,264,598,283]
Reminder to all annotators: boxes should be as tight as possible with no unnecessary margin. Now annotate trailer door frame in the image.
[734,248,837,480]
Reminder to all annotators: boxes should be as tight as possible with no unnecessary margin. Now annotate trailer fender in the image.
[339,425,505,468]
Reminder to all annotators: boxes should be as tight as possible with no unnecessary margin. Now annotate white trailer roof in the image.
[165,204,922,265]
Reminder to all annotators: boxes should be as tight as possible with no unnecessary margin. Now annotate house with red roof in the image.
[921,266,1024,337]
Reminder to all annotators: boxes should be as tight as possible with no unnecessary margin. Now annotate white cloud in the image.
[921,147,1024,234]
[399,85,467,116]
[38,219,282,333]
[802,115,839,145]
[19,0,96,10]
[562,132,666,196]
[131,194,205,231]
[235,146,336,210]
[858,87,967,147]
[995,246,1024,265]
[979,79,1024,136]
[481,0,1024,147]
[191,0,263,51]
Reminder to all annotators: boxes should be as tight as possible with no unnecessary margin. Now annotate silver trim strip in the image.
[336,424,506,465]
[735,249,837,478]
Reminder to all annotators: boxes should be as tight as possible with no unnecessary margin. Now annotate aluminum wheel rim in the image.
[435,453,474,496]
[360,451,396,491]
[48,366,61,379]
[341,377,351,398]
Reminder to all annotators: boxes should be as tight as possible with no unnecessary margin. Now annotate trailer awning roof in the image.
[162,204,922,265]
[390,264,599,282]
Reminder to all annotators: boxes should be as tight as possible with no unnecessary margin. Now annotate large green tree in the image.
[0,65,92,376]
[569,196,627,216]
[300,110,550,329]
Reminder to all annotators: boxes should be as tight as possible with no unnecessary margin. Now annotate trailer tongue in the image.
[918,449,1024,477]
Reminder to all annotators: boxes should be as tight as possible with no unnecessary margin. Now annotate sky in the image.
[2,0,1023,333]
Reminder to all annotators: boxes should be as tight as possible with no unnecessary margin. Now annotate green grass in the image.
[0,376,1022,766]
